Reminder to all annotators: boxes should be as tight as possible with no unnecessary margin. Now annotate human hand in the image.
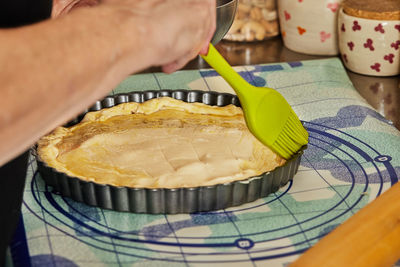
[52,0,215,74]
[100,0,216,74]
[153,0,216,73]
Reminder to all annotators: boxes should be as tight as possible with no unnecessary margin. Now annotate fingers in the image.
[52,0,79,17]
[199,0,216,56]
[161,0,216,72]
[161,50,196,74]
[72,0,99,9]
[91,0,216,75]
[161,62,179,74]
[52,0,100,17]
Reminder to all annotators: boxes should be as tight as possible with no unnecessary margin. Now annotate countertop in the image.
[144,36,400,130]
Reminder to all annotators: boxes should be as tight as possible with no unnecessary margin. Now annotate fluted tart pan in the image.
[35,90,305,214]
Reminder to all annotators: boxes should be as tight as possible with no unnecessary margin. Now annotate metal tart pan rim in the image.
[35,89,305,214]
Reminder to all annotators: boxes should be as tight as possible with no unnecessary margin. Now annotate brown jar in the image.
[223,0,279,42]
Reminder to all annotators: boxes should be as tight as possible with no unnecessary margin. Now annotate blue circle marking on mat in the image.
[235,238,254,249]
[375,155,392,163]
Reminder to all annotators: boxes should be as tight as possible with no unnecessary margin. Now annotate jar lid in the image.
[342,0,400,20]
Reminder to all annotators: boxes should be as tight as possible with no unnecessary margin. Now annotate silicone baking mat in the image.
[12,58,400,266]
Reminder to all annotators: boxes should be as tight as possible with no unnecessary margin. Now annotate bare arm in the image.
[0,0,216,165]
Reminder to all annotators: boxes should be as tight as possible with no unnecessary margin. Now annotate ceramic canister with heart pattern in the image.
[278,0,341,55]
[338,0,400,76]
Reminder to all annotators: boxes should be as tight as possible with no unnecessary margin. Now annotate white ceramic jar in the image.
[338,8,400,76]
[278,0,341,55]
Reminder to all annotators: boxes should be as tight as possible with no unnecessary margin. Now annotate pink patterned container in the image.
[338,8,400,76]
[278,0,341,55]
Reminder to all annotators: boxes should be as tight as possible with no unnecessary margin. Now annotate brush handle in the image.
[201,44,249,99]
[290,182,400,267]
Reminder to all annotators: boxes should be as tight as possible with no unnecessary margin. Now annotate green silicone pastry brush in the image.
[201,44,308,159]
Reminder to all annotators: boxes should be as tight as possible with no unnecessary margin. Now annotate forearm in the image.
[0,5,154,165]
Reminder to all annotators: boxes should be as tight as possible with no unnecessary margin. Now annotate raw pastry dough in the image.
[38,97,285,188]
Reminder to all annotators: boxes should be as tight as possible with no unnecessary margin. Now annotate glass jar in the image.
[223,0,279,42]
